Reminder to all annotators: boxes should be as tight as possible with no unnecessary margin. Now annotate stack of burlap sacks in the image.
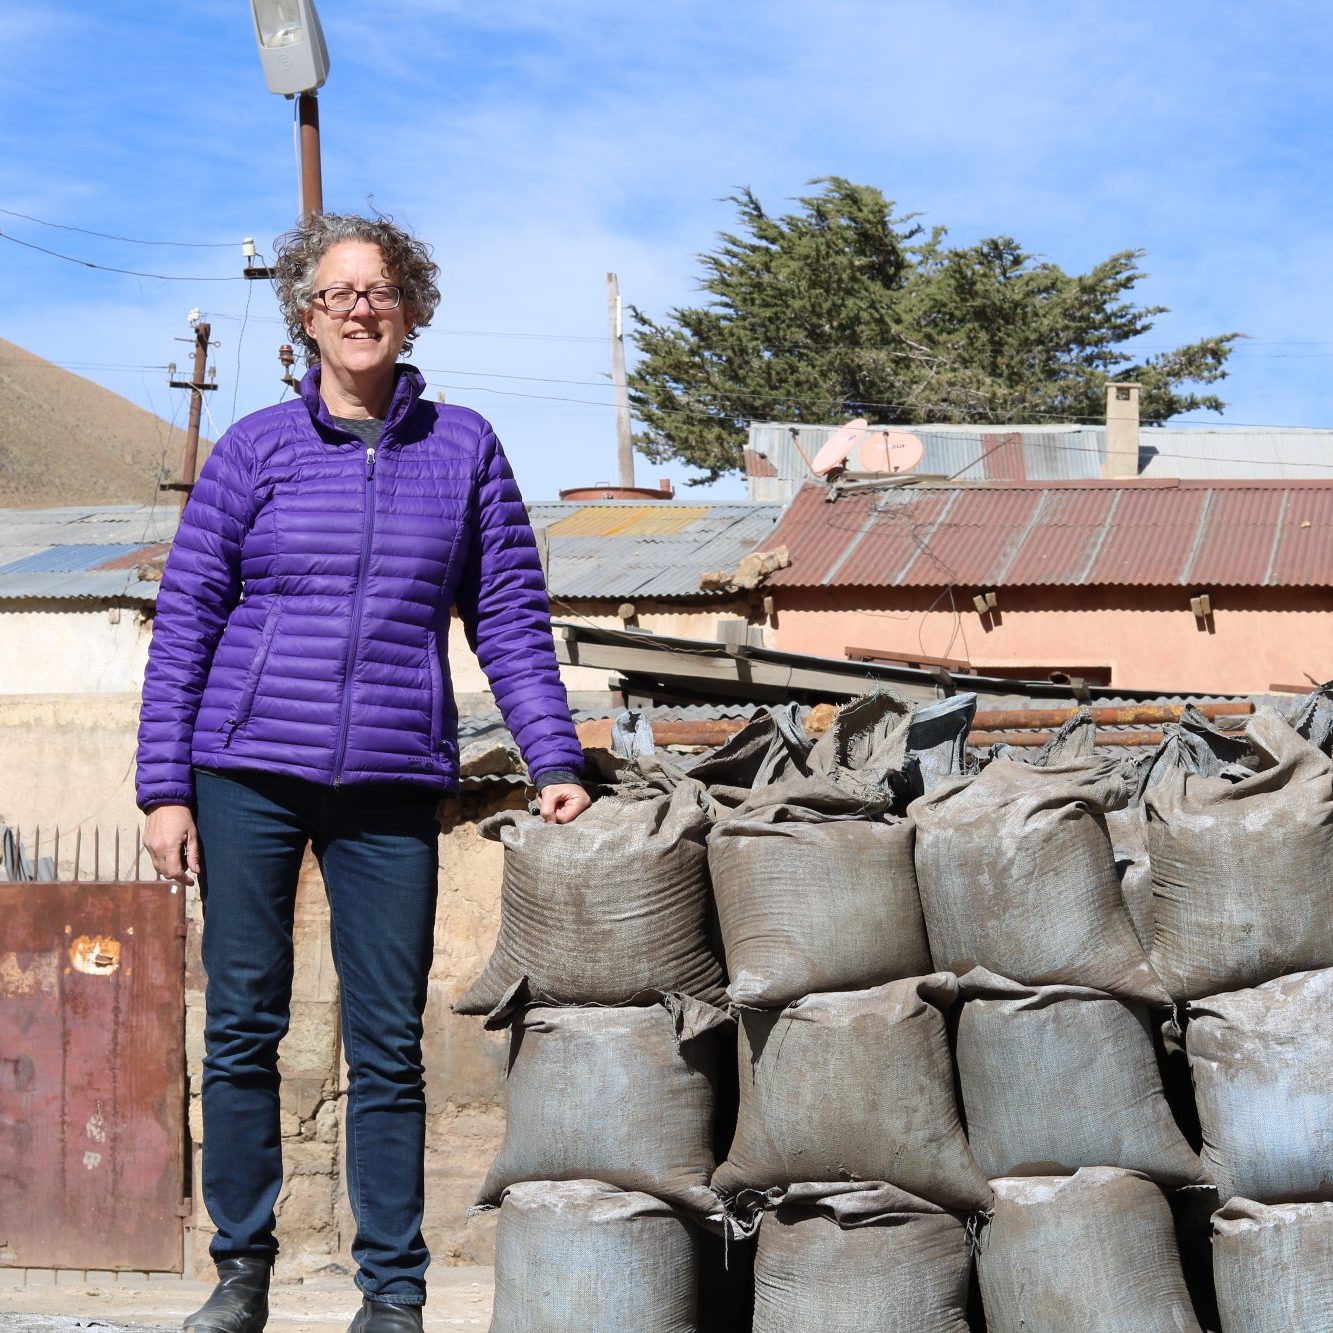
[458,684,1333,1332]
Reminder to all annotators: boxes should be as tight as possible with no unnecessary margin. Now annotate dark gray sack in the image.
[955,968,1205,1185]
[1212,1198,1333,1333]
[1186,966,1333,1203]
[712,975,992,1213]
[708,692,928,1006]
[910,741,1168,1002]
[978,1170,1202,1333]
[457,770,725,1015]
[1110,705,1252,953]
[1146,702,1333,1000]
[752,1183,971,1333]
[489,1181,698,1333]
[479,996,730,1218]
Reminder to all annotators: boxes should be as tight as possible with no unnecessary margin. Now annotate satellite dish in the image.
[811,418,870,476]
[855,429,925,474]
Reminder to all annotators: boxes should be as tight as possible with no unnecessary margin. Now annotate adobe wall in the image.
[770,586,1333,695]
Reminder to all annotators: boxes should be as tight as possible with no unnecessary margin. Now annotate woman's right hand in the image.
[143,804,200,887]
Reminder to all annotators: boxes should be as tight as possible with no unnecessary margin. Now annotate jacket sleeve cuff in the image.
[531,767,583,791]
[138,788,196,814]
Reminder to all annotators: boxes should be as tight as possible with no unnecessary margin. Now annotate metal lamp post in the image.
[249,0,330,217]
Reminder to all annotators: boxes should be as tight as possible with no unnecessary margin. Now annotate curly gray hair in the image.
[273,212,441,364]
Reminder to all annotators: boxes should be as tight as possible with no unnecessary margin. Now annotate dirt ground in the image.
[0,1270,493,1332]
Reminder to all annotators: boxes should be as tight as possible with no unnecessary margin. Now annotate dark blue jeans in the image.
[194,767,441,1305]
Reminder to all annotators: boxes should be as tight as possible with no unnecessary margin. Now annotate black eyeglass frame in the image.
[314,284,404,312]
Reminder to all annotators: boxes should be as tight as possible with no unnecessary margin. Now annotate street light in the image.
[249,0,329,216]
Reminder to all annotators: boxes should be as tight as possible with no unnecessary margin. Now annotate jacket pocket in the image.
[225,606,281,744]
[426,627,445,752]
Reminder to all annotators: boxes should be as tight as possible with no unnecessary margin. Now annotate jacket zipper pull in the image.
[366,445,376,478]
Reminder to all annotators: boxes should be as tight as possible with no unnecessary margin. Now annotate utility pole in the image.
[607,272,635,488]
[163,314,217,512]
[297,92,323,217]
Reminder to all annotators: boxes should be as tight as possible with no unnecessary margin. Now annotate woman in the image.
[138,213,590,1333]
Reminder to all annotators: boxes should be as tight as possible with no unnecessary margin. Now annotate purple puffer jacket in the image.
[135,364,583,811]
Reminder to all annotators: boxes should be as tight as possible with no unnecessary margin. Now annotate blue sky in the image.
[2,1,1330,501]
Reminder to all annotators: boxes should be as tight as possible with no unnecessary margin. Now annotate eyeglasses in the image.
[315,285,403,312]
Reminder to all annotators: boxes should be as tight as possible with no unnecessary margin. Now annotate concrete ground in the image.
[0,1270,493,1333]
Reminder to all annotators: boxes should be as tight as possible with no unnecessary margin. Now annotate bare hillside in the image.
[0,337,208,508]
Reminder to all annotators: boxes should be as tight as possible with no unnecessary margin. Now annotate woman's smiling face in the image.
[301,240,415,387]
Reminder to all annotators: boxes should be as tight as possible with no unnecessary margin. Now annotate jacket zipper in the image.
[332,444,376,784]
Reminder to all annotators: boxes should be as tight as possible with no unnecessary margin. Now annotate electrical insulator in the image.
[242,237,257,259]
[278,343,295,370]
[167,362,177,378]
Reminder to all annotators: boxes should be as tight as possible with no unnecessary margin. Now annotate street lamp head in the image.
[250,0,329,96]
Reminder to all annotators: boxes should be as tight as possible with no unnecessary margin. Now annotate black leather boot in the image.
[347,1297,425,1332]
[183,1256,272,1333]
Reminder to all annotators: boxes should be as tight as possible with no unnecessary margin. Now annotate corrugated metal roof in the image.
[0,501,785,604]
[748,421,1333,501]
[0,544,142,575]
[529,500,784,598]
[0,505,180,602]
[544,505,713,537]
[1139,428,1333,480]
[745,422,1107,501]
[765,480,1333,590]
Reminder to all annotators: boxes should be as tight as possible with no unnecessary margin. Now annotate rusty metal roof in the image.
[765,480,1333,589]
[529,500,784,598]
[0,501,784,604]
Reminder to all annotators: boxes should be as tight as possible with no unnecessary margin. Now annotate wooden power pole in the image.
[607,272,635,488]
[164,317,216,512]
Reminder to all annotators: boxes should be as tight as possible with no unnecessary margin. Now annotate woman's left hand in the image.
[538,783,592,824]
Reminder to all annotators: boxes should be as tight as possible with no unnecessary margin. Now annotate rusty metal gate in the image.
[0,878,187,1270]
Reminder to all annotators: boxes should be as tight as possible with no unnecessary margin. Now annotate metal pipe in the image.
[971,730,1166,748]
[298,91,323,216]
[971,703,1251,731]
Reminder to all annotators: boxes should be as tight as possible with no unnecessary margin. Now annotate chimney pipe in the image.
[1104,382,1141,478]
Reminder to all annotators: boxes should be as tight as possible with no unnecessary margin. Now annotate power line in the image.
[0,230,243,281]
[0,207,242,248]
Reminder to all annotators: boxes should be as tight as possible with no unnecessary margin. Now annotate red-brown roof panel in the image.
[892,487,1042,587]
[765,480,1333,590]
[835,489,960,586]
[1003,489,1117,585]
[765,485,874,587]
[1188,488,1286,586]
[1270,486,1333,587]
[1087,487,1208,586]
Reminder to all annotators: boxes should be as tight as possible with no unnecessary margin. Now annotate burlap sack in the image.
[955,968,1205,1185]
[457,772,724,1015]
[1112,707,1253,955]
[479,996,729,1217]
[490,1181,698,1333]
[708,693,927,1006]
[978,1170,1202,1333]
[1212,1198,1333,1333]
[1146,705,1333,1000]
[752,1183,970,1333]
[712,975,991,1212]
[1187,967,1333,1203]
[911,753,1167,1002]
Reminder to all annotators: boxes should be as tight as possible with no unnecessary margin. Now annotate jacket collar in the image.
[298,362,427,444]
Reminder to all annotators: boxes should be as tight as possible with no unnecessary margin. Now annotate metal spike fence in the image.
[0,823,154,882]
